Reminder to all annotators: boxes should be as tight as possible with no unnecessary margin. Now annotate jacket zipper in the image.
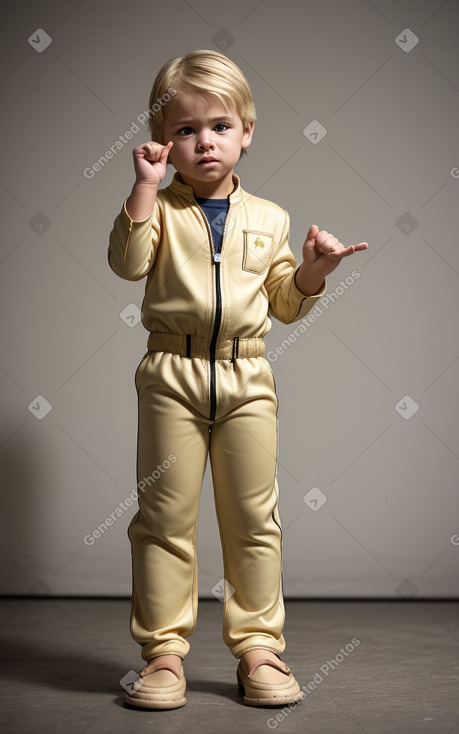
[209,251,222,421]
[198,204,230,421]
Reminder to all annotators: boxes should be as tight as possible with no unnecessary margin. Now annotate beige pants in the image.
[128,346,286,662]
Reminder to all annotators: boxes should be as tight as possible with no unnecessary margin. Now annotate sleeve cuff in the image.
[289,268,327,321]
[122,198,154,224]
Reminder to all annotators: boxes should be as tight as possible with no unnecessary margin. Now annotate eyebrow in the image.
[171,116,235,127]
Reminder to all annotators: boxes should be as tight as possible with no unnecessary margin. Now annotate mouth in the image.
[198,157,219,165]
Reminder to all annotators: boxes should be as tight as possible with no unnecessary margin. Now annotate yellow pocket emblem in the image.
[242,230,273,274]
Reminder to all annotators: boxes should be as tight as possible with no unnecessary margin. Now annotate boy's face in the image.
[161,90,253,197]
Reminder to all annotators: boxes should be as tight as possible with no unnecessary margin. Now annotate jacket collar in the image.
[169,171,244,205]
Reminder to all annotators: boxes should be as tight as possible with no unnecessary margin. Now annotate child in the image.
[108,49,367,710]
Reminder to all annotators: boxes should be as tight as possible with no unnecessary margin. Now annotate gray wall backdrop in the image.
[1,0,458,598]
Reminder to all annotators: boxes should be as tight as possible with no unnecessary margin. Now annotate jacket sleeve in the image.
[265,208,326,324]
[107,199,161,281]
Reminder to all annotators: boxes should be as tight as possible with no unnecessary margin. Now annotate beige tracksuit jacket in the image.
[108,172,325,345]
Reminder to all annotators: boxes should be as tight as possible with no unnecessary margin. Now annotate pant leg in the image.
[209,356,286,659]
[128,351,211,661]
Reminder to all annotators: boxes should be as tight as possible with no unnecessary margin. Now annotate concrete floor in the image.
[0,598,458,733]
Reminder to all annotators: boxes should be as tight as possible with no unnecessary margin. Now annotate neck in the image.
[178,171,236,199]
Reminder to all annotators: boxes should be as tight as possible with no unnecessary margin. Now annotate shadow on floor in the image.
[0,634,244,706]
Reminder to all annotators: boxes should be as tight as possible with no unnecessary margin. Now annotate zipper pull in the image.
[213,253,221,263]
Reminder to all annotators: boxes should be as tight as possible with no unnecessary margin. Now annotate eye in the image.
[214,123,229,132]
[178,127,193,136]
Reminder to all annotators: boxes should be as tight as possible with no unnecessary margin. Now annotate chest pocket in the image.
[242,230,274,274]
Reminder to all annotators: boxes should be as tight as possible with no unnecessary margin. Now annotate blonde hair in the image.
[148,49,256,150]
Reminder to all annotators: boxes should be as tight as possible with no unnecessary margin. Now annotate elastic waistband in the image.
[147,331,265,360]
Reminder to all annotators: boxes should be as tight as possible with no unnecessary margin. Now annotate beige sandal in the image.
[125,661,186,710]
[237,657,305,707]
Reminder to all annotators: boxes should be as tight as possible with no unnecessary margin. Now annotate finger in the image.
[336,242,369,257]
[140,142,157,152]
[304,224,320,244]
[314,230,339,248]
[160,141,174,163]
[138,143,159,160]
[133,143,151,158]
[335,245,359,258]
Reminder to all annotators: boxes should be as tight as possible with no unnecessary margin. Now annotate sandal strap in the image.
[247,658,290,678]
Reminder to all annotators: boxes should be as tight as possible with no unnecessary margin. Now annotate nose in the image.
[196,129,215,151]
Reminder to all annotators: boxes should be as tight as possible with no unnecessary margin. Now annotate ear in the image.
[241,121,254,150]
